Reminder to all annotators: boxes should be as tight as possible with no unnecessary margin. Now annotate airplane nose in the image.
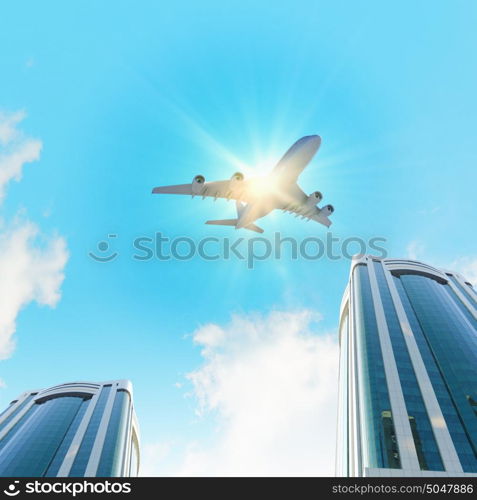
[301,134,321,143]
[309,135,321,147]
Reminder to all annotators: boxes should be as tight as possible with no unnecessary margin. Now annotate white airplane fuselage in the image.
[235,169,310,228]
[235,199,274,229]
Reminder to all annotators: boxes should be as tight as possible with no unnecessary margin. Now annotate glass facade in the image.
[394,276,477,473]
[45,398,91,477]
[337,256,477,476]
[444,285,477,331]
[397,273,477,472]
[97,390,130,477]
[0,403,14,421]
[353,264,400,469]
[0,404,39,454]
[448,275,477,306]
[69,385,112,476]
[0,396,85,477]
[0,381,139,477]
[373,262,444,471]
[0,394,37,435]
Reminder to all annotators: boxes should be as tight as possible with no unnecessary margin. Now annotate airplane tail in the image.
[205,219,238,227]
[205,219,264,234]
[244,223,264,234]
[205,201,264,233]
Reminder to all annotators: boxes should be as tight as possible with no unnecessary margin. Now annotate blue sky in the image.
[0,1,476,475]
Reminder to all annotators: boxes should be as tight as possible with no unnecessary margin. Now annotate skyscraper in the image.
[0,380,140,477]
[336,255,477,477]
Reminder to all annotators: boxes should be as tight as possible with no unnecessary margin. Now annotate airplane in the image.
[152,135,334,233]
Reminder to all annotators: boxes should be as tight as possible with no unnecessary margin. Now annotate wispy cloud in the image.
[450,256,477,285]
[405,240,425,261]
[0,220,68,359]
[403,241,477,286]
[143,310,338,477]
[0,111,68,360]
[0,111,42,202]
[140,442,173,477]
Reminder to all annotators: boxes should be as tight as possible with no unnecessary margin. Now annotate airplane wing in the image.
[152,176,254,203]
[152,184,194,195]
[286,205,333,228]
[307,209,333,228]
[277,183,333,228]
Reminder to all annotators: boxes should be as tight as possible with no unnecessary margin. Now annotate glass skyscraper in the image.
[0,380,140,477]
[336,255,477,477]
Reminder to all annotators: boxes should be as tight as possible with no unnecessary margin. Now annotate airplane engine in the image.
[320,204,334,216]
[230,172,244,183]
[306,191,323,206]
[229,172,244,190]
[192,175,206,195]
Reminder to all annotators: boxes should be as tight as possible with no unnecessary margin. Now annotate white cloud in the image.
[405,240,425,261]
[0,111,68,360]
[152,310,339,477]
[0,111,24,144]
[402,243,477,286]
[140,442,173,477]
[450,256,477,285]
[0,220,68,359]
[0,110,42,202]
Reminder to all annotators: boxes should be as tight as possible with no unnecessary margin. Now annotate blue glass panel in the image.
[374,262,444,471]
[0,396,84,477]
[448,275,477,307]
[69,385,112,477]
[396,274,477,472]
[44,398,91,477]
[96,390,130,477]
[444,285,477,331]
[0,404,39,454]
[354,265,400,469]
[0,402,15,421]
[0,394,36,434]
